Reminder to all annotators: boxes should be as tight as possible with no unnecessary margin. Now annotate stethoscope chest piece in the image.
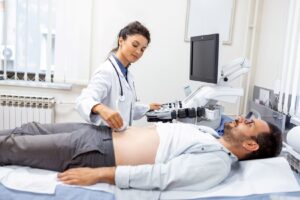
[119,95,125,102]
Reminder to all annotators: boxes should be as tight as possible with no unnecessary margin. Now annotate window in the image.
[0,0,93,88]
[278,0,300,121]
[0,0,57,82]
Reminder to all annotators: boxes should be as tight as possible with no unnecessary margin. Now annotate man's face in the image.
[223,116,270,146]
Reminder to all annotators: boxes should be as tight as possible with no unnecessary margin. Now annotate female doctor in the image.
[76,21,160,130]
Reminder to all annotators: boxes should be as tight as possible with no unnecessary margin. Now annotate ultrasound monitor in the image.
[189,34,219,84]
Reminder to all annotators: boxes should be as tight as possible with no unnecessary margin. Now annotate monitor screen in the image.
[189,34,219,84]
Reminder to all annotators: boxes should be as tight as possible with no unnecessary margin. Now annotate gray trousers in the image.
[0,122,115,172]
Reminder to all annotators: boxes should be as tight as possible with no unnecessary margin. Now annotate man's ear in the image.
[242,139,259,152]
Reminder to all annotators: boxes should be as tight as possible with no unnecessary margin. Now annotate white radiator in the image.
[0,94,55,130]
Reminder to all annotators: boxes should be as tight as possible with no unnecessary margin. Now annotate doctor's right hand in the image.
[92,104,123,129]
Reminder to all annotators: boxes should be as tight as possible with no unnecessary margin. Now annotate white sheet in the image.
[161,157,300,199]
[0,157,299,200]
[0,165,114,194]
[0,166,58,194]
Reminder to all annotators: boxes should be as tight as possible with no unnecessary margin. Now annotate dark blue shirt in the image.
[113,54,128,81]
[215,115,234,136]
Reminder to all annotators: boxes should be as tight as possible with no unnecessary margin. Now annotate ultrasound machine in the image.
[146,34,251,129]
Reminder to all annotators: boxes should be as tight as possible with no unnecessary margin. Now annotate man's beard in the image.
[223,122,246,146]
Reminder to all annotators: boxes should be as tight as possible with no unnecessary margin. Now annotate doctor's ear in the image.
[118,37,125,47]
[242,139,259,152]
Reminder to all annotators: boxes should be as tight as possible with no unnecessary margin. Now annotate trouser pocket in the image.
[65,150,106,170]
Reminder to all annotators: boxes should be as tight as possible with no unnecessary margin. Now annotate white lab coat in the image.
[76,55,149,126]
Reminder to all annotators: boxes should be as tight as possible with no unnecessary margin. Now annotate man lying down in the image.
[0,116,282,192]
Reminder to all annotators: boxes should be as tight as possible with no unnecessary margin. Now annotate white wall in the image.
[0,1,4,46]
[253,0,289,90]
[0,0,252,125]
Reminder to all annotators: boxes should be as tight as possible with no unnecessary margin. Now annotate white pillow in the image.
[287,126,300,154]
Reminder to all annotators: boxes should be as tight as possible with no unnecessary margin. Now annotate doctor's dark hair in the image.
[243,122,282,160]
[111,21,151,52]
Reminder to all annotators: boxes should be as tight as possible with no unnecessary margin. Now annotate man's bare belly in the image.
[112,125,159,166]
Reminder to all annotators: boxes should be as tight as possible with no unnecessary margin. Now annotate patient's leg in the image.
[0,125,115,172]
[0,132,75,171]
[0,122,92,136]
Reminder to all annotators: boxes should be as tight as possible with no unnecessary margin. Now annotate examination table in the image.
[0,157,299,200]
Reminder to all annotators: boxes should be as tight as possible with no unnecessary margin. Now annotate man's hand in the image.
[57,167,116,186]
[92,104,123,129]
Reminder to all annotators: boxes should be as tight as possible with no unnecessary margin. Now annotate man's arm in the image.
[115,152,231,191]
[58,152,231,191]
[58,167,116,186]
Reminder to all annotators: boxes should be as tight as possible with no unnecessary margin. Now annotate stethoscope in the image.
[108,57,138,102]
[108,58,125,101]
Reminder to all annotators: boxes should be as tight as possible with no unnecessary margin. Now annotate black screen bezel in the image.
[189,34,219,84]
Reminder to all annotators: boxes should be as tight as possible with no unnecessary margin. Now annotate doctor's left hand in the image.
[149,103,161,111]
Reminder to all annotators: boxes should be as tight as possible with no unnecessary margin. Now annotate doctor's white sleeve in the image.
[75,69,112,125]
[115,152,231,191]
[132,102,150,120]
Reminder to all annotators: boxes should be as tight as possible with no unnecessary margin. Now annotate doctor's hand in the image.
[92,104,123,129]
[149,103,161,111]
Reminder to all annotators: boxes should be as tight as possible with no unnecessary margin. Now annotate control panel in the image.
[146,101,220,123]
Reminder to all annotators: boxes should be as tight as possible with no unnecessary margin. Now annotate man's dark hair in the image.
[243,122,282,160]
